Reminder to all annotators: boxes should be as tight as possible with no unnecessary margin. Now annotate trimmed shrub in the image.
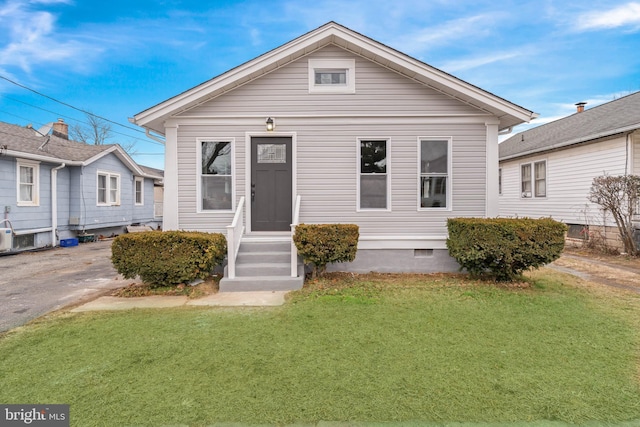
[446,217,567,281]
[293,224,359,278]
[111,231,227,287]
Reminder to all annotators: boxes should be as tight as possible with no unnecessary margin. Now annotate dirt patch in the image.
[550,250,640,294]
[110,275,220,299]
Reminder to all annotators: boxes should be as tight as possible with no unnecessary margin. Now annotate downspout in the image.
[51,163,66,247]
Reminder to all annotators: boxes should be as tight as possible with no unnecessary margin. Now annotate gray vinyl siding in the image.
[73,153,137,231]
[132,178,156,223]
[0,157,53,232]
[173,45,491,237]
[177,45,483,118]
[176,120,486,236]
[499,136,627,226]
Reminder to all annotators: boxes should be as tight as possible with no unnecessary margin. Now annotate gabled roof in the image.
[500,91,640,161]
[133,21,536,134]
[0,121,162,179]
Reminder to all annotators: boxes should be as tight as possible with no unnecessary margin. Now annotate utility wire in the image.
[0,74,151,135]
[0,95,164,146]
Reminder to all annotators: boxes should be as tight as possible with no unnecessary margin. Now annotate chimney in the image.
[575,102,587,113]
[52,118,68,139]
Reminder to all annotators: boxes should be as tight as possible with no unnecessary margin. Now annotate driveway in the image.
[0,239,123,333]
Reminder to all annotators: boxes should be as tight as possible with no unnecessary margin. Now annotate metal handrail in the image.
[290,195,302,277]
[226,197,245,279]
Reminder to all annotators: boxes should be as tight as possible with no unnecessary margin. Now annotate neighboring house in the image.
[132,22,536,289]
[499,91,640,248]
[0,119,163,253]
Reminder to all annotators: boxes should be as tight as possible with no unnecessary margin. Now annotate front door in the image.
[251,137,292,231]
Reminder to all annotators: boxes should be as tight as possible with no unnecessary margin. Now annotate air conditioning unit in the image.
[0,228,12,252]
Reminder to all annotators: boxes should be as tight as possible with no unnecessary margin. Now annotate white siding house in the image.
[499,91,640,246]
[133,22,536,289]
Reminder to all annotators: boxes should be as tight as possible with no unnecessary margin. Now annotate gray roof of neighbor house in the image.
[499,91,640,161]
[0,121,163,179]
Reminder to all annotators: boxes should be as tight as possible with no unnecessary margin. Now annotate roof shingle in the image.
[499,91,640,160]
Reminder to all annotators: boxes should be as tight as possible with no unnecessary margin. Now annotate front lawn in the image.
[1,271,639,426]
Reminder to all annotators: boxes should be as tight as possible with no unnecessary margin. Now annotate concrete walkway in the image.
[71,291,288,312]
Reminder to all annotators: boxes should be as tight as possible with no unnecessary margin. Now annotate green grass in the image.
[1,271,640,426]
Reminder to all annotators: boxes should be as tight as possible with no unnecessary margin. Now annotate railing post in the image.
[227,226,236,279]
[291,195,301,278]
[226,196,245,280]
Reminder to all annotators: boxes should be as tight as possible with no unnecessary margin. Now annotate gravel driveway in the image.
[0,239,123,333]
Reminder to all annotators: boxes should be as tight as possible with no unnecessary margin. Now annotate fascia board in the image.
[5,149,81,165]
[83,146,147,177]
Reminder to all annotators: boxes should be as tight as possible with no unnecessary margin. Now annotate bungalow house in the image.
[0,119,163,253]
[499,91,640,249]
[132,21,536,290]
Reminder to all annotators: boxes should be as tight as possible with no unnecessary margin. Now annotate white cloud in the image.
[0,0,100,73]
[439,51,522,73]
[388,14,499,55]
[576,2,640,31]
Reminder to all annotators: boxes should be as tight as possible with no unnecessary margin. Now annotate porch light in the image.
[266,117,275,131]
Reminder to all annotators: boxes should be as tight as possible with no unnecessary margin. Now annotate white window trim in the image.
[417,137,453,211]
[520,160,547,199]
[357,138,391,212]
[308,58,355,94]
[97,171,121,206]
[196,138,236,212]
[134,177,144,206]
[17,159,40,207]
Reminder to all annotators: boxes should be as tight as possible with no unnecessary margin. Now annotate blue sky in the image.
[1,0,639,170]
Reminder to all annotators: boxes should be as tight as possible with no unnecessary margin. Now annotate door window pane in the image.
[257,144,286,163]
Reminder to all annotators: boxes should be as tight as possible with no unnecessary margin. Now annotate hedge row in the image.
[293,224,359,278]
[446,217,567,281]
[111,231,227,287]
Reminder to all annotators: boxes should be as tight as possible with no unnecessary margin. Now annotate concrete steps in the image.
[219,240,304,292]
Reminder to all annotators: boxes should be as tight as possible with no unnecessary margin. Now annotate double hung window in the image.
[135,177,144,205]
[98,172,120,206]
[358,140,389,210]
[17,160,39,206]
[201,141,233,211]
[420,139,450,209]
[521,160,546,198]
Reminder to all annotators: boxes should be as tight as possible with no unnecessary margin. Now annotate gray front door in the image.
[251,137,292,231]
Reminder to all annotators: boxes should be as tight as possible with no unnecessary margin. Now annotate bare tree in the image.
[70,113,136,154]
[588,175,640,256]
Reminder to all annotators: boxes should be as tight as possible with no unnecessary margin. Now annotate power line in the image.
[0,74,150,135]
[0,95,164,146]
